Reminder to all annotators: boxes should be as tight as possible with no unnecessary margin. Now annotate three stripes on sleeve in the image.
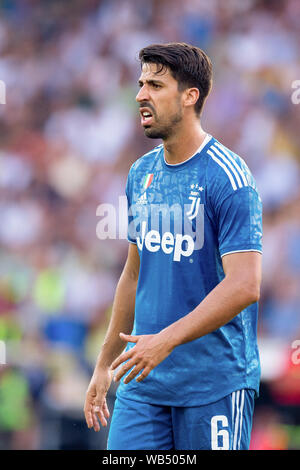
[208,142,250,191]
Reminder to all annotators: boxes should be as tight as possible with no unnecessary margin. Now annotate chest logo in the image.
[186,184,204,220]
[136,173,154,205]
[142,173,153,190]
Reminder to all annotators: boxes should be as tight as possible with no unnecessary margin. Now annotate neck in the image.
[163,118,207,165]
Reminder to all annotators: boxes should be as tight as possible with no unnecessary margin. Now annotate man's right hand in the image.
[84,367,113,432]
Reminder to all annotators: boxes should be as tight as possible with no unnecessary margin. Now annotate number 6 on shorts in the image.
[211,415,230,450]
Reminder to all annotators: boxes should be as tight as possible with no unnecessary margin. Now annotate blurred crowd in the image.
[0,0,299,450]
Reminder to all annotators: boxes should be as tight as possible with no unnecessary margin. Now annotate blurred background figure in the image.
[0,0,299,450]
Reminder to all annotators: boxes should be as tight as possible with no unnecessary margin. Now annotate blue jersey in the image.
[117,134,263,406]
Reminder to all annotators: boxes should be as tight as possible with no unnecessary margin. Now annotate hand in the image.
[84,367,113,432]
[111,332,174,385]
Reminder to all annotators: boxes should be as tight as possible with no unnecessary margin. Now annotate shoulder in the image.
[205,137,258,198]
[126,144,162,197]
[128,144,163,176]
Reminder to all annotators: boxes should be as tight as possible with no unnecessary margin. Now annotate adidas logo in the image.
[137,192,147,205]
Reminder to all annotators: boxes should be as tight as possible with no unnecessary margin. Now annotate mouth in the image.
[140,107,154,126]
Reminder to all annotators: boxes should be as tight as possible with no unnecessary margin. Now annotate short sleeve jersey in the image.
[117,134,263,406]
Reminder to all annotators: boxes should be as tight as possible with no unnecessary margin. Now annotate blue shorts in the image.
[107,389,255,450]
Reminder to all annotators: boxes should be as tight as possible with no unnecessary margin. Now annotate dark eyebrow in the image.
[138,79,164,87]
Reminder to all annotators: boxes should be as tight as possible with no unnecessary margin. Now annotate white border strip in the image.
[164,134,212,167]
[231,391,236,450]
[233,390,241,450]
[221,249,262,258]
[238,390,245,450]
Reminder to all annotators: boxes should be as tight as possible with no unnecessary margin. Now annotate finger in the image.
[94,405,107,428]
[84,404,94,429]
[84,395,96,429]
[123,363,145,384]
[111,349,134,371]
[102,399,110,419]
[92,394,107,431]
[119,332,139,343]
[91,408,100,431]
[136,366,152,383]
[114,358,137,382]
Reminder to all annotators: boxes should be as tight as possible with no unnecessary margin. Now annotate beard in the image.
[143,105,183,140]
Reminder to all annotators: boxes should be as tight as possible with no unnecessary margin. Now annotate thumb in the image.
[119,332,139,343]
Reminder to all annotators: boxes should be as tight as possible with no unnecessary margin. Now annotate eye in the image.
[152,83,161,89]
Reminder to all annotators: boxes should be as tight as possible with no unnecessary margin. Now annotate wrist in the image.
[159,325,180,352]
[95,354,113,371]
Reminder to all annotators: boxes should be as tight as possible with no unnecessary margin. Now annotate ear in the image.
[182,87,200,109]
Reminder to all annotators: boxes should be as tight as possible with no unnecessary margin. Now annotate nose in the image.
[136,84,150,103]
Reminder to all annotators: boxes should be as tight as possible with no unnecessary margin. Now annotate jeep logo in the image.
[136,221,194,262]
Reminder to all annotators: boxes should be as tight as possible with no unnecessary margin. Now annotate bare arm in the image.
[111,251,261,384]
[96,243,140,368]
[84,243,139,431]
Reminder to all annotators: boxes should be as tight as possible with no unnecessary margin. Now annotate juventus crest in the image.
[186,184,204,220]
